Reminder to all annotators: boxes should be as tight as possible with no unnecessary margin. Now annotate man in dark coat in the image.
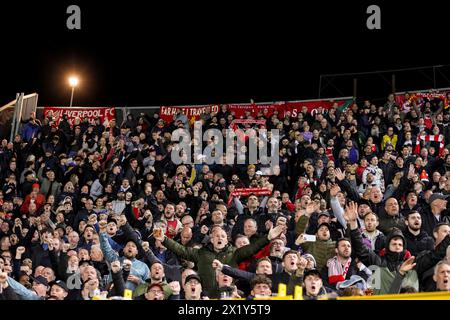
[403,210,434,256]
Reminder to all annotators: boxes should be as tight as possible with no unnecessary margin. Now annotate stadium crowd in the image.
[0,93,450,300]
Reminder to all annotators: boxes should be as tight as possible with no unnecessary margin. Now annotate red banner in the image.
[160,105,220,123]
[395,90,449,112]
[43,107,116,127]
[159,98,352,124]
[227,188,272,206]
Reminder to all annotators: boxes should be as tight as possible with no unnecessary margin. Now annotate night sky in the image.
[1,1,449,108]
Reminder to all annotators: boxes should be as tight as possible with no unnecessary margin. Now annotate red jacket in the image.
[238,243,271,270]
[20,193,46,215]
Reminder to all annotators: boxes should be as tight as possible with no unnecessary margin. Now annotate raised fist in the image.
[98,220,108,233]
[168,281,181,295]
[110,261,121,274]
[118,215,127,227]
[141,241,150,252]
[62,243,71,253]
[212,259,223,271]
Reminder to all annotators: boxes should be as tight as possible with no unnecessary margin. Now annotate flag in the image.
[337,99,353,112]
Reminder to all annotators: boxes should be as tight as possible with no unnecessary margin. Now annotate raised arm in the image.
[233,196,244,215]
[6,275,41,300]
[346,202,382,267]
[329,184,347,229]
[234,232,273,263]
[212,260,255,283]
[99,221,120,263]
[335,168,361,202]
[155,230,199,263]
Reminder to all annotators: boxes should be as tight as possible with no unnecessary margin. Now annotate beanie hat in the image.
[420,169,429,183]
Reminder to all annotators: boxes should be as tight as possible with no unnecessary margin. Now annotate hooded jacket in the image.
[350,227,450,294]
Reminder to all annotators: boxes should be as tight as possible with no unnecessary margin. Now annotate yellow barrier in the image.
[97,283,450,300]
[338,291,450,300]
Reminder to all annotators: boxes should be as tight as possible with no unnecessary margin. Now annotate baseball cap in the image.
[185,274,201,285]
[32,275,49,287]
[148,283,164,291]
[429,193,449,205]
[255,170,263,175]
[316,222,330,232]
[303,269,321,279]
[318,211,331,219]
[49,280,69,292]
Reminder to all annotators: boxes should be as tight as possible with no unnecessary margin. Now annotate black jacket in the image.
[419,206,450,238]
[220,265,295,295]
[403,228,434,257]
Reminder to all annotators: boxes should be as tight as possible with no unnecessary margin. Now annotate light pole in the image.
[68,76,79,107]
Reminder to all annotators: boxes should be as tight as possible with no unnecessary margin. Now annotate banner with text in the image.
[395,90,450,112]
[159,98,353,124]
[43,107,116,126]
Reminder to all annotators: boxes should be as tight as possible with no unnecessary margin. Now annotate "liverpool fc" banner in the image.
[43,106,116,126]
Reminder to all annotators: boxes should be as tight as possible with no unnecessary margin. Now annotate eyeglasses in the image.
[148,289,163,294]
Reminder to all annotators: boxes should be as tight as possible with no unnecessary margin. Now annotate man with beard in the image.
[403,211,434,256]
[361,212,386,254]
[321,238,370,289]
[161,203,182,239]
[99,220,150,291]
[133,261,178,299]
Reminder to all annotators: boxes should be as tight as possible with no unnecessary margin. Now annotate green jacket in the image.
[296,215,336,271]
[163,235,270,297]
[374,267,419,295]
[133,280,172,299]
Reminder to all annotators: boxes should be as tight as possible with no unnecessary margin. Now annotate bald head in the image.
[180,227,193,245]
[385,198,399,216]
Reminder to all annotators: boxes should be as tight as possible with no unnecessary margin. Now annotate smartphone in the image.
[303,235,316,242]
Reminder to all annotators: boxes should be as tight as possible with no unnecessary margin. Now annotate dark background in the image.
[0,1,449,107]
